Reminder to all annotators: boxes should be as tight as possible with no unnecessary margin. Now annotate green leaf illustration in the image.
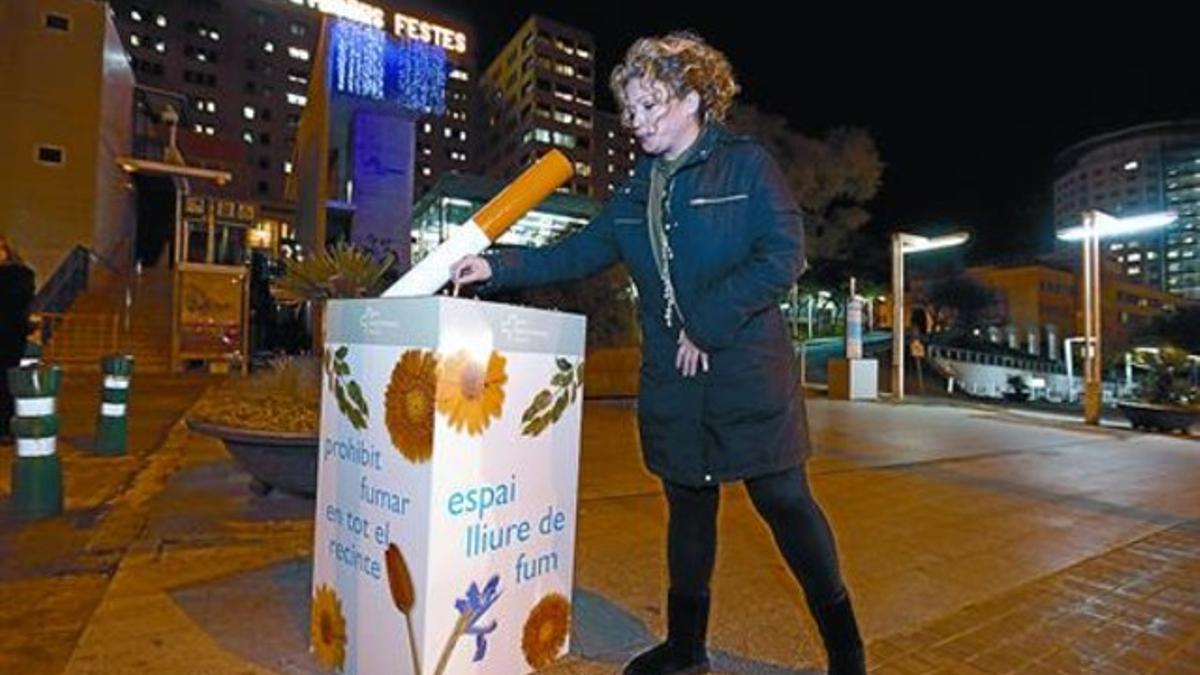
[336,346,349,360]
[553,393,569,415]
[348,381,368,416]
[523,390,553,423]
[520,356,585,437]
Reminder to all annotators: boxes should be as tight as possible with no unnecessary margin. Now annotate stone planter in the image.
[1117,401,1199,434]
[186,419,318,497]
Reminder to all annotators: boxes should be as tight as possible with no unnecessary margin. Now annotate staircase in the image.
[40,265,175,373]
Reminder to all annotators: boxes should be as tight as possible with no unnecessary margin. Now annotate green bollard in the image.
[20,342,42,368]
[95,355,134,456]
[7,365,63,519]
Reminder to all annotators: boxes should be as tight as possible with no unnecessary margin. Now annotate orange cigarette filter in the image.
[473,150,574,240]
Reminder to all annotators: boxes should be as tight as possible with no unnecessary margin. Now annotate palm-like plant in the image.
[1133,347,1200,407]
[272,242,394,305]
[271,243,394,352]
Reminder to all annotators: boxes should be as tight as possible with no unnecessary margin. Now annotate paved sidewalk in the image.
[2,385,1197,674]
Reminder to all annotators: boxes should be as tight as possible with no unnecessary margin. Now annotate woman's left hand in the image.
[676,330,709,378]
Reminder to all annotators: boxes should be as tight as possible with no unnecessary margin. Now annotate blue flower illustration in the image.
[454,574,501,662]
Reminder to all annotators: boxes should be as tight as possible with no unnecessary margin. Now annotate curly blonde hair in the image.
[610,31,739,126]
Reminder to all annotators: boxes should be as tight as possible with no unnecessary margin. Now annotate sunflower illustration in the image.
[311,584,348,671]
[385,350,439,462]
[436,350,507,436]
[521,593,570,669]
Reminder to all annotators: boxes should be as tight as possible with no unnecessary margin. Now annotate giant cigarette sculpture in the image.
[384,150,574,297]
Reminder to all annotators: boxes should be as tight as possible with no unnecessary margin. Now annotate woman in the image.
[0,238,36,444]
[452,32,866,675]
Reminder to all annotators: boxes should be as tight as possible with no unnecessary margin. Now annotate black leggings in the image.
[663,465,847,611]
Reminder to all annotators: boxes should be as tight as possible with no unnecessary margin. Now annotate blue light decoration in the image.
[390,37,447,116]
[331,18,385,100]
[329,18,448,115]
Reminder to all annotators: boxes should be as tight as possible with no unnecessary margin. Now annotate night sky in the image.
[399,2,1200,262]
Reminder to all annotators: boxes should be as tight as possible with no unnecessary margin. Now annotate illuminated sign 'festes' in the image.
[393,13,467,55]
[293,0,468,54]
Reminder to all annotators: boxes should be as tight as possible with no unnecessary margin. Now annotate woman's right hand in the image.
[449,255,493,293]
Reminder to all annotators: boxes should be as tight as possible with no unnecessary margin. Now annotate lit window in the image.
[242,130,255,144]
[284,161,293,174]
[288,46,310,61]
[210,30,220,42]
[450,69,469,81]
[243,106,256,120]
[444,127,452,139]
[263,41,275,53]
[130,34,141,47]
[423,123,432,133]
[1124,161,1139,171]
[287,93,307,106]
[131,9,143,21]
[193,123,204,133]
[155,14,167,27]
[155,41,166,53]
[459,130,467,142]
[205,126,215,135]
[422,167,432,176]
[206,101,216,113]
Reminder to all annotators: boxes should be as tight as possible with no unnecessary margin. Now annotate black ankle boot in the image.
[623,590,711,675]
[813,592,865,675]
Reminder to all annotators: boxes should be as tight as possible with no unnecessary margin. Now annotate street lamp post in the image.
[1057,209,1176,424]
[891,231,970,401]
